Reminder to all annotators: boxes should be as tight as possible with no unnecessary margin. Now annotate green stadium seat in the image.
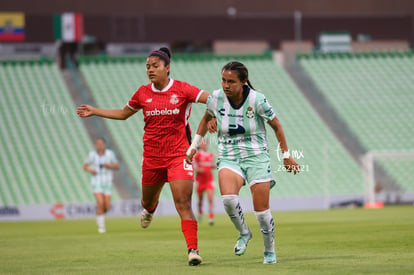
[0,60,121,205]
[299,52,414,192]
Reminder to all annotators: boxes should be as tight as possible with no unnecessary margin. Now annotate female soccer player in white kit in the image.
[83,138,119,233]
[186,61,300,264]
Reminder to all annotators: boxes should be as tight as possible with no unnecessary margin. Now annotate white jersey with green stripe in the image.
[85,149,118,185]
[207,87,276,160]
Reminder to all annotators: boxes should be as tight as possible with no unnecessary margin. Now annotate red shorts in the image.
[196,180,215,195]
[141,156,194,186]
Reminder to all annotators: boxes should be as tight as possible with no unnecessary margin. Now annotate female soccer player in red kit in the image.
[193,139,216,225]
[77,47,208,266]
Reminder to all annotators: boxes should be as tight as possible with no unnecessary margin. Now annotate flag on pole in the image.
[0,12,25,42]
[54,13,84,42]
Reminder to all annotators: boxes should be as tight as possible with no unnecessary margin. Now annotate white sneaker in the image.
[140,209,153,228]
[188,249,202,266]
[98,227,106,234]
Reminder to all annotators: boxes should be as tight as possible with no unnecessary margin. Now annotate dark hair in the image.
[148,47,171,65]
[222,61,255,90]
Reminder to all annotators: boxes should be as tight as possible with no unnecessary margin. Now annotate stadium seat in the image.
[0,59,121,205]
[299,52,414,192]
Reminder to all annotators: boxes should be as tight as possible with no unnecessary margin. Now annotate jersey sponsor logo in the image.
[228,124,246,135]
[224,136,251,144]
[145,108,180,116]
[170,94,179,104]
[145,98,153,103]
[218,108,226,116]
[218,108,243,118]
[246,106,255,119]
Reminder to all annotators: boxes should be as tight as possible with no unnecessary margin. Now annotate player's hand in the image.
[77,104,95,117]
[207,118,217,133]
[88,168,97,175]
[283,157,300,175]
[185,149,197,164]
[103,163,112,169]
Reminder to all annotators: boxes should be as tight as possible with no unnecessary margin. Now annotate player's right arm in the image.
[77,104,136,120]
[83,152,97,175]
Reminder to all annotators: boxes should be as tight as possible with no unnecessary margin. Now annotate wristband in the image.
[282,151,290,159]
[186,134,203,156]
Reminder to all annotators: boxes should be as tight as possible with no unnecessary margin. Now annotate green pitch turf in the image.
[0,206,413,274]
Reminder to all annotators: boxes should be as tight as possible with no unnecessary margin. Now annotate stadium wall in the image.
[2,0,414,45]
[0,195,368,221]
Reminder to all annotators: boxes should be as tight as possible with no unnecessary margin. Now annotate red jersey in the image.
[128,79,204,158]
[193,150,215,183]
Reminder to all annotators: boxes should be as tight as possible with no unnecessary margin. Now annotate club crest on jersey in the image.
[246,107,255,119]
[170,94,179,105]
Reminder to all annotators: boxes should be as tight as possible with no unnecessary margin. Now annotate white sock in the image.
[96,214,105,229]
[222,195,249,235]
[255,209,275,253]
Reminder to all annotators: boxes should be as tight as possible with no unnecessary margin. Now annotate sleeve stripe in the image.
[127,103,140,111]
[195,90,204,103]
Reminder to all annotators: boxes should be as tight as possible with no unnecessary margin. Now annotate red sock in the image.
[209,212,214,220]
[141,199,158,213]
[181,220,198,250]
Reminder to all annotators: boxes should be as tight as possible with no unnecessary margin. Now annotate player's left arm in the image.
[196,89,217,133]
[185,81,210,104]
[267,117,300,175]
[103,163,119,170]
[196,91,210,104]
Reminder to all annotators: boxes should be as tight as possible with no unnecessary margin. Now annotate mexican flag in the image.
[54,13,84,42]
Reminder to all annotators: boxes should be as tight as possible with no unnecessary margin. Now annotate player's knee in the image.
[222,194,238,213]
[174,197,191,212]
[103,205,111,213]
[96,206,104,215]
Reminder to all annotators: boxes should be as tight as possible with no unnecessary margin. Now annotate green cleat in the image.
[263,252,277,264]
[234,230,252,256]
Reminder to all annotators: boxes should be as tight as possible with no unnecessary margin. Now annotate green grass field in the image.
[0,206,413,274]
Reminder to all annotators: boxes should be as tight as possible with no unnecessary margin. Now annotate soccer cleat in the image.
[208,219,214,226]
[98,228,106,234]
[188,249,202,266]
[234,230,252,256]
[263,252,277,264]
[140,209,153,228]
